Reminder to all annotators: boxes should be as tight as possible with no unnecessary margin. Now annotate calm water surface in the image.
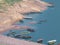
[3,0,60,44]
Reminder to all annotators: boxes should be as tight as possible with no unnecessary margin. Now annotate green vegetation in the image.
[0,0,22,11]
[0,3,6,11]
[4,0,22,5]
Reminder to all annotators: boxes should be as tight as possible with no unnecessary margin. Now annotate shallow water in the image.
[3,0,60,44]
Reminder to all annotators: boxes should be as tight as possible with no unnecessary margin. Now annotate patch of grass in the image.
[0,4,5,10]
[0,0,22,11]
[0,3,7,11]
[4,0,22,5]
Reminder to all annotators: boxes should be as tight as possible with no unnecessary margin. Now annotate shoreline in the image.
[0,35,45,45]
[0,0,53,45]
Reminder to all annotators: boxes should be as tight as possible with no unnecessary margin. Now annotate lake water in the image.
[3,0,60,44]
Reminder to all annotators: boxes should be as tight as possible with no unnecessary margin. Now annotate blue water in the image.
[3,0,60,44]
[32,0,60,44]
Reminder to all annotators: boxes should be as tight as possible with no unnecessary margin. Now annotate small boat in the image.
[48,40,56,45]
[24,16,33,20]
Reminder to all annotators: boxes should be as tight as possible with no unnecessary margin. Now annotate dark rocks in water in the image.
[27,28,35,32]
[14,34,32,39]
[14,35,21,38]
[37,39,43,43]
[21,36,32,39]
[19,20,24,23]
[6,31,16,37]
[6,33,10,36]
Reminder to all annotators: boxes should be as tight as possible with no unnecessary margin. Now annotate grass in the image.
[0,0,22,11]
[4,0,22,5]
[0,3,6,11]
